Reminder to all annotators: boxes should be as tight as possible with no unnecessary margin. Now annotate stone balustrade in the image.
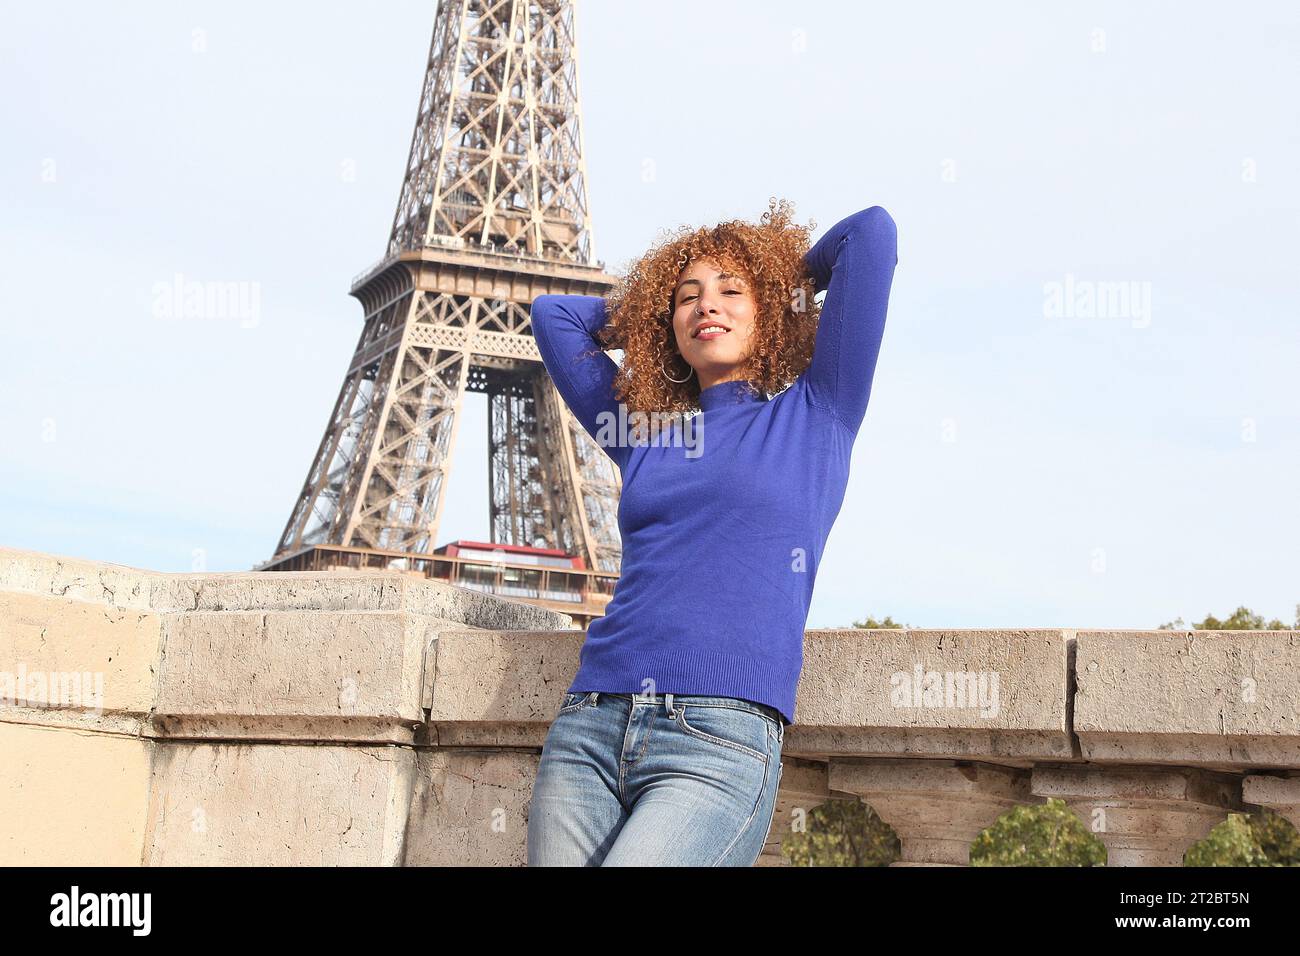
[1,547,1296,866]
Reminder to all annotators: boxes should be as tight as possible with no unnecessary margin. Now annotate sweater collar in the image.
[697,379,767,411]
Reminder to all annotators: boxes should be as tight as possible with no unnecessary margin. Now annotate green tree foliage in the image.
[852,614,905,629]
[1248,808,1300,864]
[1186,810,1300,866]
[971,799,1106,866]
[1159,604,1298,631]
[1186,814,1269,866]
[785,798,1300,867]
[782,798,899,866]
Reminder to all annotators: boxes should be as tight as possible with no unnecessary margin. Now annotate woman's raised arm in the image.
[530,294,628,469]
[800,205,898,434]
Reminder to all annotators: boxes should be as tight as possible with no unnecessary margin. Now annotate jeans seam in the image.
[617,703,639,807]
[709,729,775,866]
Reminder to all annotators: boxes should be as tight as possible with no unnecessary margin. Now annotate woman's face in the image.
[670,258,759,390]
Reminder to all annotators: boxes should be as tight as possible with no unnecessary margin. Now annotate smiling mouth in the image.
[693,326,731,339]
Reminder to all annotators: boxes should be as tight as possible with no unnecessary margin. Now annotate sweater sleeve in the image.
[800,205,898,434]
[530,293,628,470]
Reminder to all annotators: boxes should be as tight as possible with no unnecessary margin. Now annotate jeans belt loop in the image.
[664,693,675,718]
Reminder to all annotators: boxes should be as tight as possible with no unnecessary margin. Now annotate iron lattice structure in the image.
[268,0,622,578]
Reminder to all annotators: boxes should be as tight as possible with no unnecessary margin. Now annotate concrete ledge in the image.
[0,548,575,743]
[790,628,1071,763]
[0,548,571,865]
[4,546,1299,866]
[149,570,574,630]
[421,629,582,747]
[1074,630,1300,768]
[0,549,152,610]
[0,546,574,627]
[0,591,161,731]
[151,610,435,744]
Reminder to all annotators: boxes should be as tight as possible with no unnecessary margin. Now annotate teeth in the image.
[697,326,727,336]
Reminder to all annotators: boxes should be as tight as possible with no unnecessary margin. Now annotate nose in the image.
[695,287,721,314]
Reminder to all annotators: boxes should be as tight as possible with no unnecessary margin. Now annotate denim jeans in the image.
[527,691,785,866]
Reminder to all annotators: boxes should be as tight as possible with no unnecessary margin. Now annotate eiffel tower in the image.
[262,0,621,620]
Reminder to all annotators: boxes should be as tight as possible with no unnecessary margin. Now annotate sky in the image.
[1,0,1297,630]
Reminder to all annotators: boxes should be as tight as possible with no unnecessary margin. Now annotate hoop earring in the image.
[660,352,696,384]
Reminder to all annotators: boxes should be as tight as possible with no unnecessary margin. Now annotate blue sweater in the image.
[530,205,898,725]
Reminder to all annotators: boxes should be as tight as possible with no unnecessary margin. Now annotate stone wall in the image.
[1,547,1296,866]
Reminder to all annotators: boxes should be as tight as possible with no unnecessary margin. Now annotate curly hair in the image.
[594,196,821,425]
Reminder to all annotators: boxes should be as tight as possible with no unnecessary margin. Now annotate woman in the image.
[526,198,898,866]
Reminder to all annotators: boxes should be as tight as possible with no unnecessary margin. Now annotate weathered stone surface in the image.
[1242,773,1300,829]
[150,572,412,614]
[0,591,161,734]
[792,628,1072,763]
[421,628,582,747]
[0,721,151,866]
[149,570,573,630]
[0,545,570,630]
[0,548,151,610]
[142,740,417,865]
[1074,630,1300,768]
[403,748,539,866]
[151,610,434,743]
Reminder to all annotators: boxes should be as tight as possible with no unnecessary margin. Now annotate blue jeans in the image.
[527,691,786,866]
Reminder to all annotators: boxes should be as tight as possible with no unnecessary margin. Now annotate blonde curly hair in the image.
[594,196,821,420]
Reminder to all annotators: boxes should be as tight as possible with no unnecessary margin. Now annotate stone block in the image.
[1074,630,1300,767]
[142,740,416,865]
[792,628,1072,763]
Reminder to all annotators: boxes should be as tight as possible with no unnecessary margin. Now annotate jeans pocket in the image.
[557,691,593,715]
[675,703,770,763]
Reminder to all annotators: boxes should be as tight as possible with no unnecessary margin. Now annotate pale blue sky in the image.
[2,1,1297,629]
